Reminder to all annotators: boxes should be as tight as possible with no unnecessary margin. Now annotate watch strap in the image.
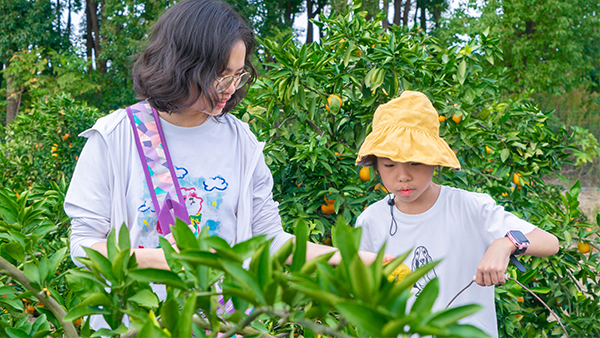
[509,254,527,273]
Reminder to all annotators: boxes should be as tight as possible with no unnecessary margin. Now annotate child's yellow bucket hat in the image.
[356,91,460,170]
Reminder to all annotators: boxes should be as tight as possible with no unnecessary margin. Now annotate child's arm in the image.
[475,228,559,286]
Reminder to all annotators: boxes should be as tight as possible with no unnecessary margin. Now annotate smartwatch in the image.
[505,230,530,255]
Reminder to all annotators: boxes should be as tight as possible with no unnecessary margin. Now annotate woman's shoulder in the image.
[221,113,260,144]
[81,108,129,138]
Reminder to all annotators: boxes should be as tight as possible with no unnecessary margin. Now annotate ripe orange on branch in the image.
[359,167,371,181]
[577,242,591,254]
[321,197,336,214]
[452,115,462,124]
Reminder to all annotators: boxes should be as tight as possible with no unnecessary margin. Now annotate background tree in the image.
[0,0,61,125]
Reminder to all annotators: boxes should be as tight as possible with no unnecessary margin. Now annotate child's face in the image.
[376,157,437,212]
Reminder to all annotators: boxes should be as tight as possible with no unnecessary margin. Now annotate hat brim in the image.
[356,126,461,170]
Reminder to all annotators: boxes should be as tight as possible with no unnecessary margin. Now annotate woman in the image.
[66,0,382,283]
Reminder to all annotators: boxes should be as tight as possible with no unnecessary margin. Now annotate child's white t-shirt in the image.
[356,185,535,338]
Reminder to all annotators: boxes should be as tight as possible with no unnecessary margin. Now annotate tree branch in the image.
[0,256,78,338]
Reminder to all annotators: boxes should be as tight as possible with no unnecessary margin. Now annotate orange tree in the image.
[239,3,600,337]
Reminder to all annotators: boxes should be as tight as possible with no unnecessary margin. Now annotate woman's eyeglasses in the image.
[215,70,251,93]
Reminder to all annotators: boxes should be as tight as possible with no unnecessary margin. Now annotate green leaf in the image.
[159,236,182,272]
[349,255,374,303]
[82,247,117,284]
[448,324,492,338]
[425,304,483,327]
[289,283,341,307]
[273,239,294,265]
[457,60,467,85]
[76,292,112,308]
[118,223,131,251]
[46,247,68,282]
[5,328,30,338]
[106,227,118,261]
[160,298,179,335]
[129,289,159,308]
[220,259,265,304]
[172,218,199,251]
[63,306,111,321]
[335,302,387,336]
[172,250,221,269]
[291,219,308,272]
[129,269,189,290]
[500,148,510,162]
[232,235,267,260]
[175,295,197,337]
[381,313,417,336]
[411,277,439,315]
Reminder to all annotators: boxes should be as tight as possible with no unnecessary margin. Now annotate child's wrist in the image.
[495,237,517,255]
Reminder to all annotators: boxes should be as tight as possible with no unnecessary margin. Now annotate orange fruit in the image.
[486,146,492,155]
[321,197,335,214]
[512,173,520,186]
[325,94,342,111]
[62,133,70,140]
[502,192,508,197]
[514,314,523,319]
[452,115,462,123]
[439,115,446,122]
[577,242,591,254]
[359,167,371,181]
[74,318,82,326]
[321,203,335,214]
[324,237,332,245]
[25,306,34,315]
[387,262,411,283]
[516,296,524,303]
[355,49,361,57]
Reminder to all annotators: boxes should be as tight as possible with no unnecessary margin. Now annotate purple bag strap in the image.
[126,101,190,235]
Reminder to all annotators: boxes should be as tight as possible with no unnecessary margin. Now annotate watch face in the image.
[510,230,529,244]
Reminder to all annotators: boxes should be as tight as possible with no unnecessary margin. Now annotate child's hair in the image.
[132,0,257,115]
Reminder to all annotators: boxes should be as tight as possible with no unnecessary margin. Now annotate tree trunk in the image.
[433,7,441,29]
[87,0,106,73]
[306,0,313,44]
[56,0,61,34]
[287,1,294,27]
[402,0,411,26]
[6,72,22,126]
[85,2,93,61]
[67,0,72,38]
[393,0,402,26]
[382,0,390,29]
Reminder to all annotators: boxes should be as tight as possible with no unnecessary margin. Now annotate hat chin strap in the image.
[388,196,398,236]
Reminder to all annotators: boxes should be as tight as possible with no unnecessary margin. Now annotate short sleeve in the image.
[475,193,536,246]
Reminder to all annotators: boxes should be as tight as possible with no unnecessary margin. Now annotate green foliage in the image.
[1,47,99,113]
[0,94,105,191]
[0,183,75,337]
[62,219,488,337]
[439,0,600,94]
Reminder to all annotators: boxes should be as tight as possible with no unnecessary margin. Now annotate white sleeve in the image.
[476,194,536,246]
[356,212,376,253]
[249,154,293,253]
[65,131,112,266]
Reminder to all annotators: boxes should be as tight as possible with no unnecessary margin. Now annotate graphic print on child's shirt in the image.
[136,166,229,248]
[411,245,438,296]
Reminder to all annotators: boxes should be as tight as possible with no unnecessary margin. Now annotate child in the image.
[355,91,559,337]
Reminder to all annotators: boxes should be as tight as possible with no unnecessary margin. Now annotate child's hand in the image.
[357,251,395,265]
[475,237,515,286]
